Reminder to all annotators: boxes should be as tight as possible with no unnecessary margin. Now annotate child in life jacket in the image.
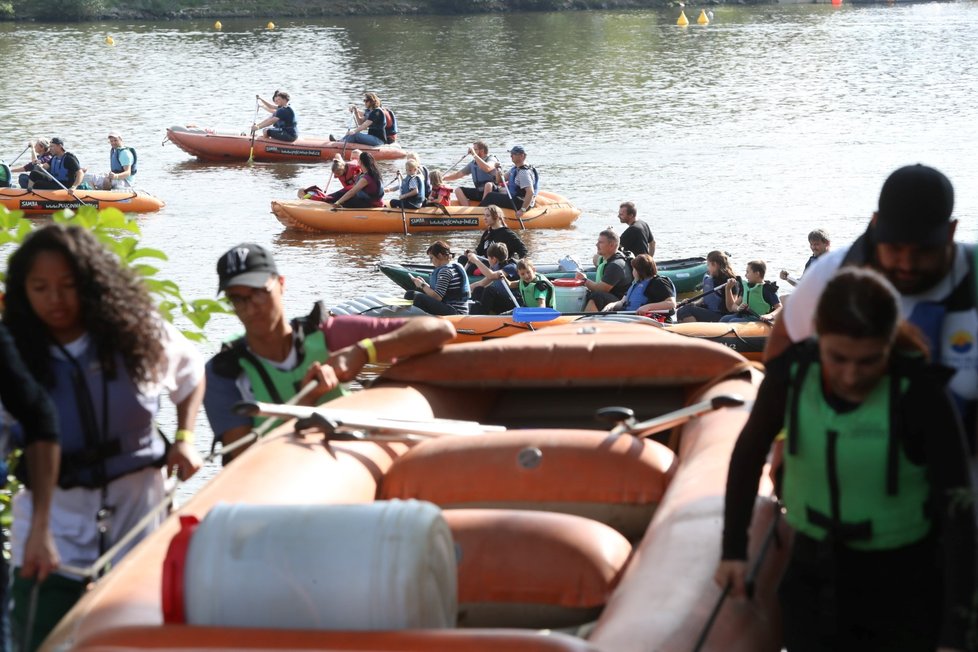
[426,170,453,207]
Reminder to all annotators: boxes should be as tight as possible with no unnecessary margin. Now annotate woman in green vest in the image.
[716,267,976,651]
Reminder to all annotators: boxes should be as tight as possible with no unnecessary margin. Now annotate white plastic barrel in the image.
[181,500,457,630]
[553,278,587,312]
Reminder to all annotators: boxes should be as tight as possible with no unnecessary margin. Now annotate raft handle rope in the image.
[56,379,320,581]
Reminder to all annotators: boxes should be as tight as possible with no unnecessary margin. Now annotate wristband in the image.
[357,337,378,364]
[174,429,195,444]
[774,431,786,443]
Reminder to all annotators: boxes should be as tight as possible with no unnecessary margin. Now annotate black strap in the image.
[806,506,873,542]
[886,373,901,496]
[787,349,814,456]
[55,341,110,489]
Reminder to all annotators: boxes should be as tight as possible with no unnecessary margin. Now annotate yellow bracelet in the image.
[774,431,786,443]
[174,429,195,444]
[357,338,378,364]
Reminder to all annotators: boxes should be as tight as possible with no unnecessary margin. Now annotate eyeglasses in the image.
[226,283,274,311]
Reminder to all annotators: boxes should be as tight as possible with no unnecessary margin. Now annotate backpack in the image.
[380,108,398,144]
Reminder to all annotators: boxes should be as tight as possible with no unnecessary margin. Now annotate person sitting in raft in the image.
[406,241,471,316]
[27,137,82,191]
[205,243,455,465]
[405,152,430,197]
[297,150,362,201]
[575,228,631,312]
[715,267,976,652]
[444,140,500,206]
[336,92,388,147]
[390,158,425,210]
[11,139,52,189]
[253,90,298,142]
[677,250,737,323]
[82,131,136,191]
[603,253,677,321]
[780,228,831,287]
[509,258,555,308]
[425,170,453,207]
[480,145,539,223]
[467,243,519,315]
[460,205,528,273]
[332,151,384,209]
[720,260,781,323]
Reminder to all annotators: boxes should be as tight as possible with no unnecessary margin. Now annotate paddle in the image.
[8,144,30,167]
[607,394,747,437]
[496,165,526,230]
[323,113,356,194]
[512,306,671,323]
[247,95,260,164]
[34,166,95,208]
[393,171,409,236]
[691,500,782,652]
[676,284,724,307]
[233,400,506,438]
[444,151,468,175]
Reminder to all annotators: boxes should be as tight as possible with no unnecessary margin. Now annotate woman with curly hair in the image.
[3,224,204,650]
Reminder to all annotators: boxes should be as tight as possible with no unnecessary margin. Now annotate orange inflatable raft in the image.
[270,190,580,234]
[0,188,165,214]
[164,125,406,162]
[45,322,788,652]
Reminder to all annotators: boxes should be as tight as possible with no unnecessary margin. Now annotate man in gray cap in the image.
[83,131,136,190]
[479,144,539,221]
[27,137,82,191]
[203,243,455,463]
[767,164,977,449]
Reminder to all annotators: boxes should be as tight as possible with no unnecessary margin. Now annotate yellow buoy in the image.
[697,9,709,24]
[677,10,689,26]
[266,21,275,29]
[214,20,222,30]
[105,35,115,46]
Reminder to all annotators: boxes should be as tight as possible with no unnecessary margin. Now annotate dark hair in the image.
[598,228,619,245]
[631,253,657,280]
[707,250,736,282]
[273,90,290,102]
[619,201,637,218]
[3,224,164,387]
[358,151,382,187]
[364,92,381,108]
[487,243,508,262]
[426,240,452,259]
[815,267,928,357]
[747,260,767,278]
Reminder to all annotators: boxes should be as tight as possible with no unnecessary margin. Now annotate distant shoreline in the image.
[4,0,843,23]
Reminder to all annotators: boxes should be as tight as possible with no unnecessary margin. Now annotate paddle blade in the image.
[512,307,562,323]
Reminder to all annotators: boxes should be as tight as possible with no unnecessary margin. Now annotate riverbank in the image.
[5,0,779,22]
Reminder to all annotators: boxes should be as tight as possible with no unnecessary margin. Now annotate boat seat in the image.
[379,429,676,541]
[446,509,632,629]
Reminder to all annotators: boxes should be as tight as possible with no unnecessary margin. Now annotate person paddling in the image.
[716,267,975,651]
[331,151,384,209]
[253,90,298,143]
[26,137,82,191]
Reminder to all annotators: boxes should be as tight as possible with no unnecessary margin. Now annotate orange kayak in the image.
[47,323,786,652]
[0,187,164,214]
[271,190,581,234]
[164,125,406,162]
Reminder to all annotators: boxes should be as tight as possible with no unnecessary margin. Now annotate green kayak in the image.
[378,256,708,295]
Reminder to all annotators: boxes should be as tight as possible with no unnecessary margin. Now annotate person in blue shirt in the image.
[82,132,135,191]
[254,91,298,142]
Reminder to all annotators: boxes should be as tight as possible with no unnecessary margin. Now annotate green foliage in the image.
[27,0,104,20]
[0,204,231,341]
[0,2,14,20]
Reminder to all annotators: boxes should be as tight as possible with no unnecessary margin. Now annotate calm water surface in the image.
[2,4,977,493]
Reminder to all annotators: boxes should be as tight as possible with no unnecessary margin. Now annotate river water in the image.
[2,4,978,492]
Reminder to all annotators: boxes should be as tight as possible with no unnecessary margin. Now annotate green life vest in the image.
[739,279,773,315]
[213,304,348,421]
[0,160,11,188]
[783,350,931,550]
[596,257,607,284]
[519,273,555,308]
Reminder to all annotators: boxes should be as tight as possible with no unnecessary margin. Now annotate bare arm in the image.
[638,296,677,315]
[324,317,456,383]
[724,279,741,312]
[165,374,205,480]
[763,316,793,362]
[334,177,368,206]
[20,441,60,581]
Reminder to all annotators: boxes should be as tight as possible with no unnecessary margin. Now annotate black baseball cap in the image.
[50,137,64,146]
[217,243,278,293]
[875,164,954,247]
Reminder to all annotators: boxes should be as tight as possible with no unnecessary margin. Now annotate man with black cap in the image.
[203,243,455,463]
[27,137,82,191]
[479,144,539,220]
[768,163,978,449]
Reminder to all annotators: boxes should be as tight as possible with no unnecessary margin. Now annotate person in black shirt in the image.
[617,201,654,257]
